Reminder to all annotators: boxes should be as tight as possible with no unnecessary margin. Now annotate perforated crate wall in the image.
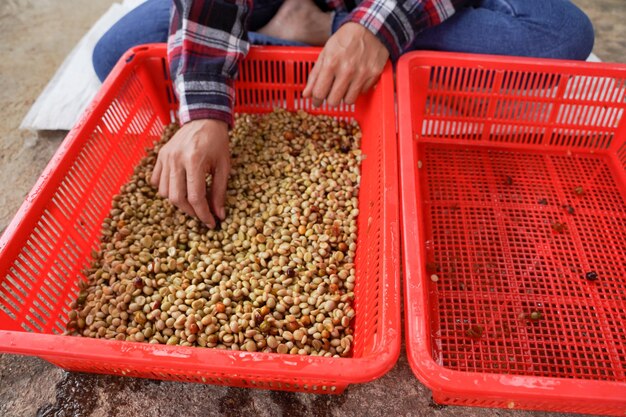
[398,51,626,416]
[0,45,400,393]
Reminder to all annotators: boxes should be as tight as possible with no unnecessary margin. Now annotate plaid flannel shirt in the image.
[168,0,469,126]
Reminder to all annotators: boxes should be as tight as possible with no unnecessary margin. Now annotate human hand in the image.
[302,22,389,107]
[150,119,230,228]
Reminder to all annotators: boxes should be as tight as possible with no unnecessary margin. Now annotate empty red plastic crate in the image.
[398,51,626,415]
[0,44,400,393]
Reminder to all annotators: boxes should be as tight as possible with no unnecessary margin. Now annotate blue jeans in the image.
[93,0,594,82]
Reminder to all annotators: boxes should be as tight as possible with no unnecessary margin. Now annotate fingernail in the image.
[218,207,225,220]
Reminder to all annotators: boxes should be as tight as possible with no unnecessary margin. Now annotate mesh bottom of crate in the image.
[419,144,626,382]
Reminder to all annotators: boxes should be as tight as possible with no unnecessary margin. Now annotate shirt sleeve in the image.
[168,0,252,127]
[345,0,471,61]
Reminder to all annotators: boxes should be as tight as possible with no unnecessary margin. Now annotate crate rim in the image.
[403,327,626,404]
[0,44,401,389]
[397,50,626,79]
[0,329,399,384]
[397,50,626,407]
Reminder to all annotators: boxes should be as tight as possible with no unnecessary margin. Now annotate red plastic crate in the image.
[0,44,400,393]
[398,51,626,415]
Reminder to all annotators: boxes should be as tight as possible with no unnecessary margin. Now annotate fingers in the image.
[304,56,334,107]
[209,157,230,221]
[158,161,170,199]
[150,119,229,228]
[303,22,389,107]
[302,50,324,98]
[153,151,214,228]
[169,168,196,218]
[362,74,379,93]
[343,69,378,105]
[311,70,334,107]
[343,79,362,106]
[303,57,367,108]
[326,67,352,107]
[187,164,215,228]
[150,158,162,187]
[302,59,321,98]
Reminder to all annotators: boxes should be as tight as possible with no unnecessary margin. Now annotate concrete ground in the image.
[0,1,624,416]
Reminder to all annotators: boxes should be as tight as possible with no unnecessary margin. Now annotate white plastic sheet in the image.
[20,0,146,131]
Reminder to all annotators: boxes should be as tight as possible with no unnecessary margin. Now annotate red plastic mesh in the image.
[0,45,399,393]
[399,52,626,415]
[421,145,626,381]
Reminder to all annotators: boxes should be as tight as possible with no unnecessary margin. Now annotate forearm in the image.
[346,0,472,60]
[168,0,252,126]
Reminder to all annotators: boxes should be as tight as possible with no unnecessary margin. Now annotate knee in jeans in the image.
[575,11,595,60]
[92,35,114,82]
[554,1,595,60]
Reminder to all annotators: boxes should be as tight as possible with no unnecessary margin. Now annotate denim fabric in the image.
[409,0,595,60]
[93,0,170,82]
[93,0,594,82]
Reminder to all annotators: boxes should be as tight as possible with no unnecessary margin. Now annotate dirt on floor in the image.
[0,1,625,416]
[0,0,115,234]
